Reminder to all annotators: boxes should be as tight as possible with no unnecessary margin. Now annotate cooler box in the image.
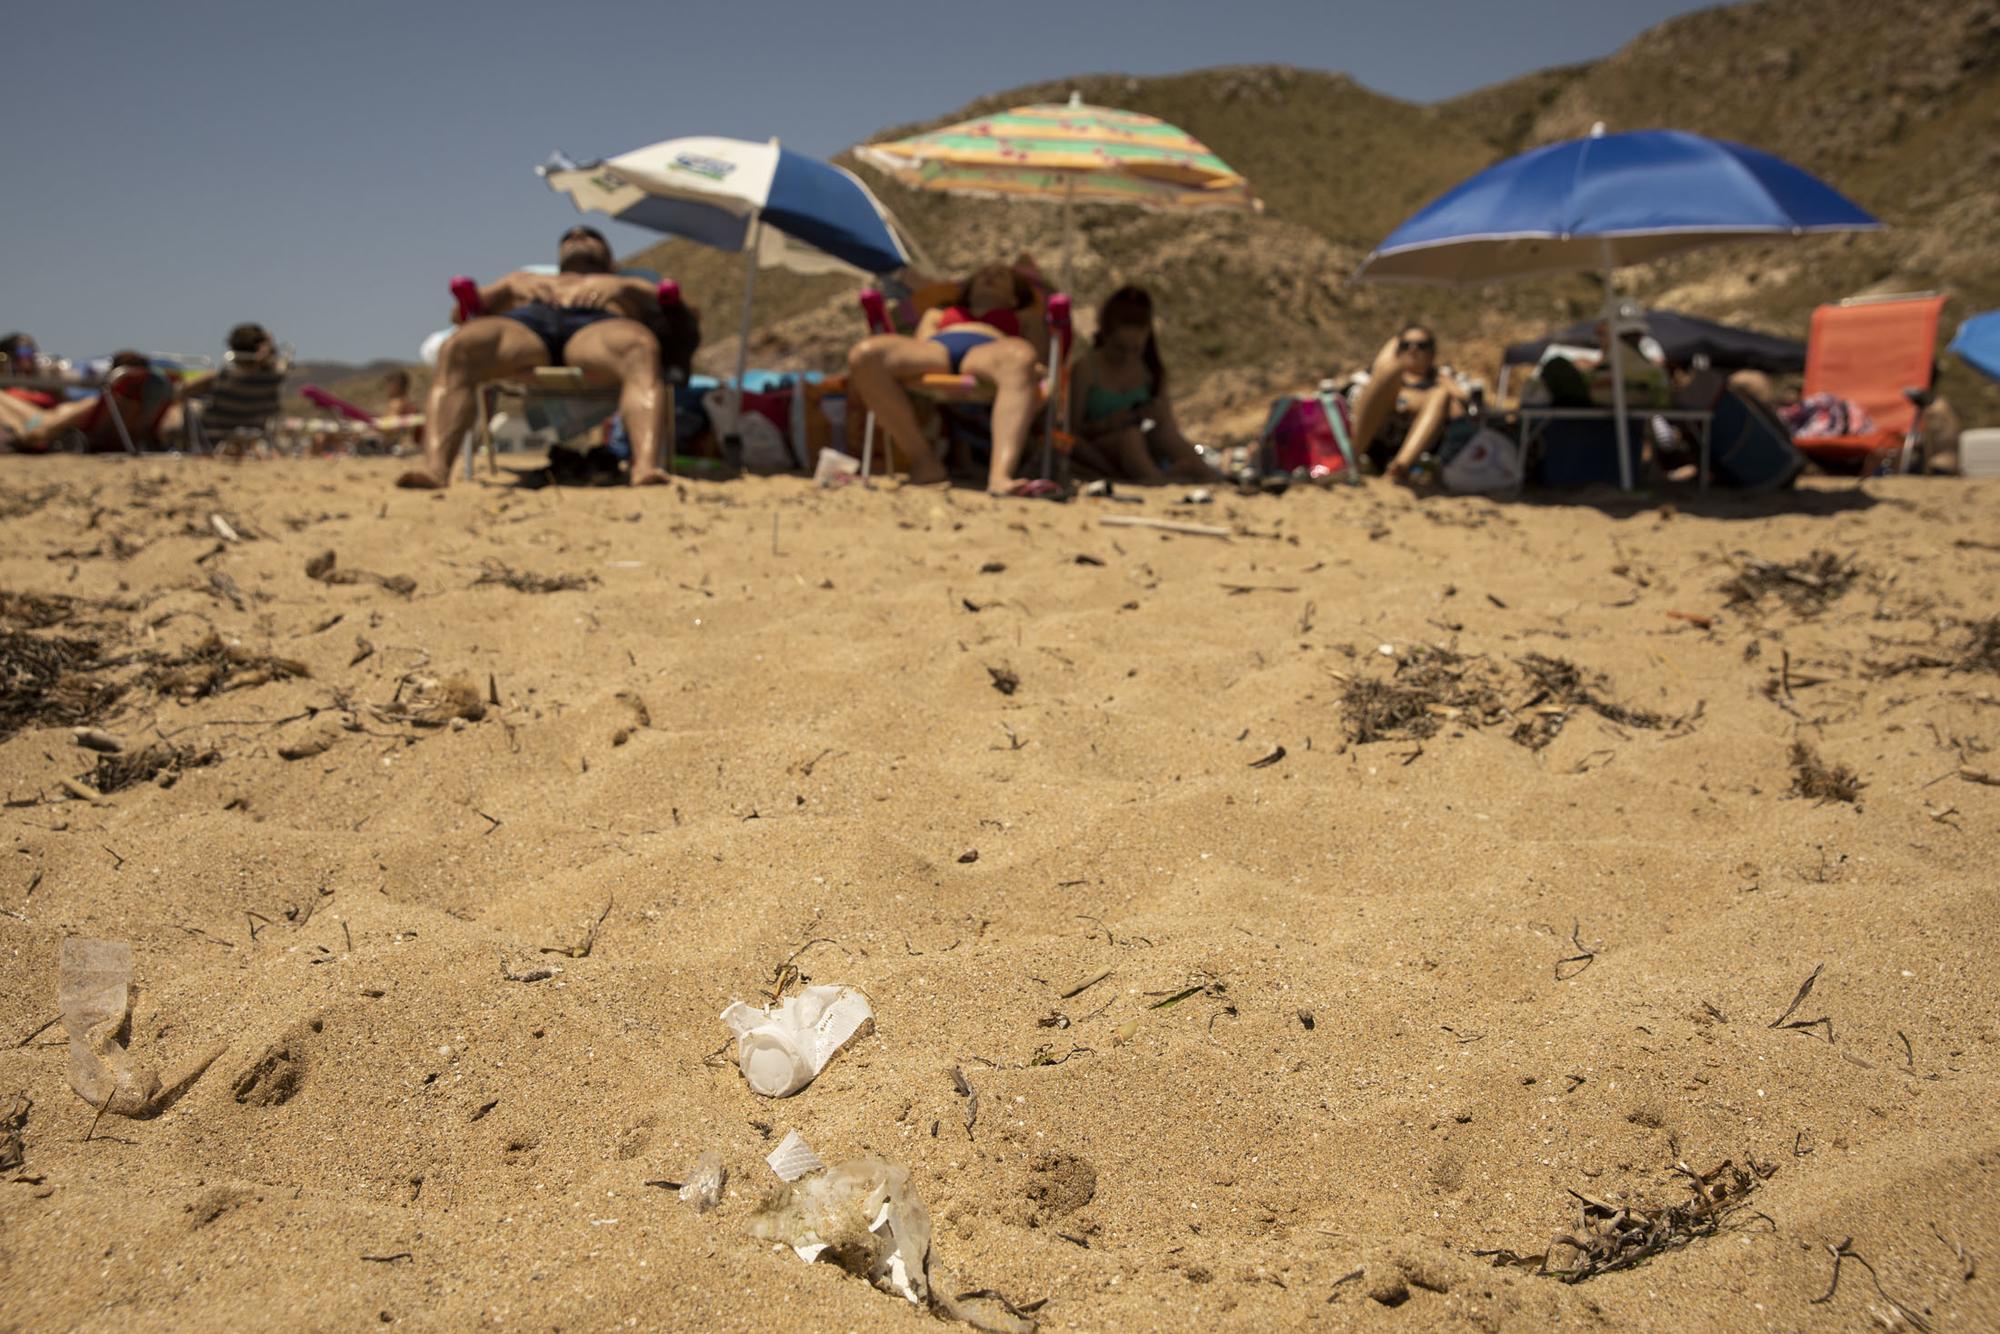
[1532,417,1643,487]
[1959,428,2000,477]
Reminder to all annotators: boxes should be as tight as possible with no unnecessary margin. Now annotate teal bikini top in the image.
[1084,382,1150,424]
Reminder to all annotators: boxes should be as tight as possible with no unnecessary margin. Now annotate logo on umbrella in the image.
[670,152,737,181]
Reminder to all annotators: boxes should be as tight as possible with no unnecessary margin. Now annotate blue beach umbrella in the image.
[543,137,922,422]
[1355,127,1880,488]
[1949,311,2000,381]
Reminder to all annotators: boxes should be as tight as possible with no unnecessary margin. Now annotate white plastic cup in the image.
[721,986,873,1098]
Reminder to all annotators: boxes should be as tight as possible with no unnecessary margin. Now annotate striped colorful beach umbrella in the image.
[856,92,1258,286]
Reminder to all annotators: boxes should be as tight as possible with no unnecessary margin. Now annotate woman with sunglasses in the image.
[1349,324,1469,481]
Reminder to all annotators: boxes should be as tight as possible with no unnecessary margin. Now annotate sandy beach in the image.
[2,456,1997,1331]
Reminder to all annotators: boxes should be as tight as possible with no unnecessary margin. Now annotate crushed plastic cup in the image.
[751,1156,933,1305]
[58,937,160,1116]
[720,985,873,1098]
[814,448,861,489]
[766,1129,826,1182]
[678,1149,725,1212]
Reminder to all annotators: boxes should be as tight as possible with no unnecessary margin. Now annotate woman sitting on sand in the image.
[1067,286,1218,485]
[845,262,1052,496]
[1348,324,1469,481]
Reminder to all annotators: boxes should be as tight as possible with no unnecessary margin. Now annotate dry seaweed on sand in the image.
[1789,741,1863,803]
[1339,645,1506,744]
[92,742,220,794]
[1717,550,1863,617]
[472,561,594,595]
[0,590,87,630]
[1341,647,1675,751]
[1474,1158,1769,1282]
[146,633,309,699]
[0,1091,27,1172]
[1510,653,1671,750]
[1868,614,2000,678]
[370,674,487,728]
[0,628,127,741]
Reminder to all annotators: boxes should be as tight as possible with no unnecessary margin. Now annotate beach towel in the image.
[1781,393,1876,440]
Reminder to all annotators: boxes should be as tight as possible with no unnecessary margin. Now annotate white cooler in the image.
[1960,428,2000,477]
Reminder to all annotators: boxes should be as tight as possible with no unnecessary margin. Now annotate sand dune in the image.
[2,457,1997,1330]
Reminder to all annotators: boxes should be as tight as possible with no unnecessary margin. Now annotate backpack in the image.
[1258,389,1360,481]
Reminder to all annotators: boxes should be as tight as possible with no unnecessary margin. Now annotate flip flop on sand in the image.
[995,478,1065,500]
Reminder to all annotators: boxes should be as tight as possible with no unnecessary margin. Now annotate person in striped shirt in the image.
[184,323,286,446]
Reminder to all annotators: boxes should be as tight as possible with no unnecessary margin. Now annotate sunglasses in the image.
[1398,338,1435,352]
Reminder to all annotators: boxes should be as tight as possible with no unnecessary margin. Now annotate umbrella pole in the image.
[729,213,764,471]
[1061,177,1074,295]
[1599,248,1635,492]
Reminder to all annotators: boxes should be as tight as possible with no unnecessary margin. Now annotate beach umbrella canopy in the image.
[1355,127,1879,286]
[1949,310,2000,381]
[542,136,921,454]
[1355,126,1879,489]
[541,137,917,277]
[1505,308,1806,373]
[856,92,1258,286]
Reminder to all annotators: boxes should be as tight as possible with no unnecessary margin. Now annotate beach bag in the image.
[1441,426,1523,494]
[1710,389,1804,490]
[1258,390,1358,481]
[702,388,790,471]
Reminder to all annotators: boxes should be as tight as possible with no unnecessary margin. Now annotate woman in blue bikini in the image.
[1068,286,1217,484]
[846,262,1050,494]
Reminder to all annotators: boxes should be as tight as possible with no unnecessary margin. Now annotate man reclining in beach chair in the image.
[846,261,1063,497]
[398,225,678,489]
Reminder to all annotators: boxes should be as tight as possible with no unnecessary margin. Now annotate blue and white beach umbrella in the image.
[1355,127,1880,488]
[543,136,921,415]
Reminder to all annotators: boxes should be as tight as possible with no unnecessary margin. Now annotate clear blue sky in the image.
[4,0,1717,363]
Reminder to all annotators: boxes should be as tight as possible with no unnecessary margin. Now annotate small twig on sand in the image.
[539,898,613,959]
[1555,921,1597,981]
[82,1086,116,1143]
[1100,515,1229,538]
[1768,962,1834,1040]
[1060,969,1112,1000]
[1930,1220,1975,1281]
[1811,1237,1930,1331]
[14,1016,59,1048]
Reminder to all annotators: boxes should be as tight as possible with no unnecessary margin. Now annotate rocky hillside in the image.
[626,0,2000,436]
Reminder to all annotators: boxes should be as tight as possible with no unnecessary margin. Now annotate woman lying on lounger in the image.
[845,262,1051,495]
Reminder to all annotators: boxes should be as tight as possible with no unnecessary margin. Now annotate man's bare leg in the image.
[398,317,546,488]
[847,334,952,483]
[566,320,670,486]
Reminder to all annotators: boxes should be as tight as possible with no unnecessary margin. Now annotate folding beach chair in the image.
[83,363,181,454]
[449,272,684,478]
[853,283,1075,486]
[1798,293,1946,475]
[185,345,292,456]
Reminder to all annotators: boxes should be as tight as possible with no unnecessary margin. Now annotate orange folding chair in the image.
[1798,293,1946,475]
[854,282,1075,486]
